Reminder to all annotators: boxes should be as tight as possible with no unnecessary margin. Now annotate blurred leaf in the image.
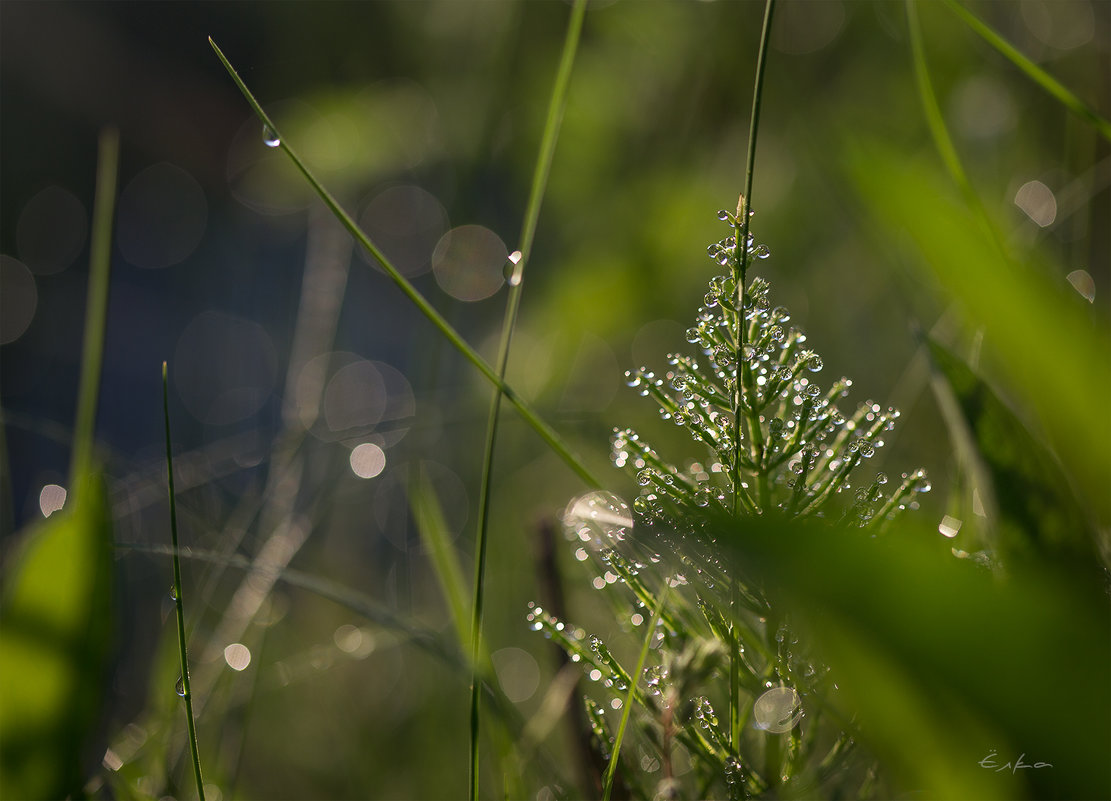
[411,466,471,651]
[705,512,1110,800]
[926,337,1101,572]
[0,471,114,799]
[847,144,1111,524]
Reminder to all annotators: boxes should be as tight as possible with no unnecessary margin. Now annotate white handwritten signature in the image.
[979,750,1052,774]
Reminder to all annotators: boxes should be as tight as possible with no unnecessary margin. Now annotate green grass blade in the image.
[69,127,119,487]
[469,2,587,798]
[162,363,206,801]
[207,37,600,491]
[940,0,1111,142]
[601,585,669,801]
[411,467,471,652]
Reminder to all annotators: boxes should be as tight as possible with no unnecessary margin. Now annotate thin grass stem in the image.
[163,362,206,801]
[69,128,119,487]
[939,0,1111,142]
[601,585,670,801]
[728,0,777,755]
[208,37,600,490]
[469,2,588,799]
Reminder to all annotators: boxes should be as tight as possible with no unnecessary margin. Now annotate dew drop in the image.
[169,585,179,602]
[262,125,280,148]
[807,355,823,372]
[175,676,186,697]
[753,686,802,733]
[503,251,524,286]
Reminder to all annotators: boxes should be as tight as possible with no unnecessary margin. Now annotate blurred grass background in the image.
[1,1,1108,799]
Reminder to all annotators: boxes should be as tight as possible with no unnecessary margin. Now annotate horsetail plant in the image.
[537,212,932,798]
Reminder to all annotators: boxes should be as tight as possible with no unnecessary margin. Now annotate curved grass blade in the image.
[162,363,205,801]
[469,2,587,798]
[207,37,600,491]
[411,468,471,653]
[601,584,669,801]
[940,0,1111,142]
[70,127,119,486]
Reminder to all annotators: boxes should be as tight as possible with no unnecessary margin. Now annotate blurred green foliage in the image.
[0,472,114,799]
[1,0,1108,799]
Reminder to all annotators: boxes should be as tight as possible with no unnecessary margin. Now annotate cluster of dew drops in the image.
[610,210,931,526]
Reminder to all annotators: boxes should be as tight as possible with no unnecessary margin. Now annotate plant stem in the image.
[208,37,601,491]
[69,127,118,487]
[469,2,588,799]
[163,362,206,801]
[729,0,777,755]
[602,585,670,801]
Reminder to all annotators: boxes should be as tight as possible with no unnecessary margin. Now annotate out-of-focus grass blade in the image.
[940,0,1111,142]
[705,512,1110,800]
[926,338,1101,572]
[411,468,471,653]
[0,471,114,799]
[848,144,1111,524]
[70,128,119,486]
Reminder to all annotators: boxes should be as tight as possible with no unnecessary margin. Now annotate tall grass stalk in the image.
[939,0,1111,142]
[208,38,600,490]
[469,2,587,798]
[162,362,206,801]
[728,0,776,754]
[69,127,118,487]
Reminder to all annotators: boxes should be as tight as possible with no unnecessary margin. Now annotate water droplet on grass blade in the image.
[175,676,186,697]
[504,251,523,286]
[262,125,280,148]
[753,686,802,733]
